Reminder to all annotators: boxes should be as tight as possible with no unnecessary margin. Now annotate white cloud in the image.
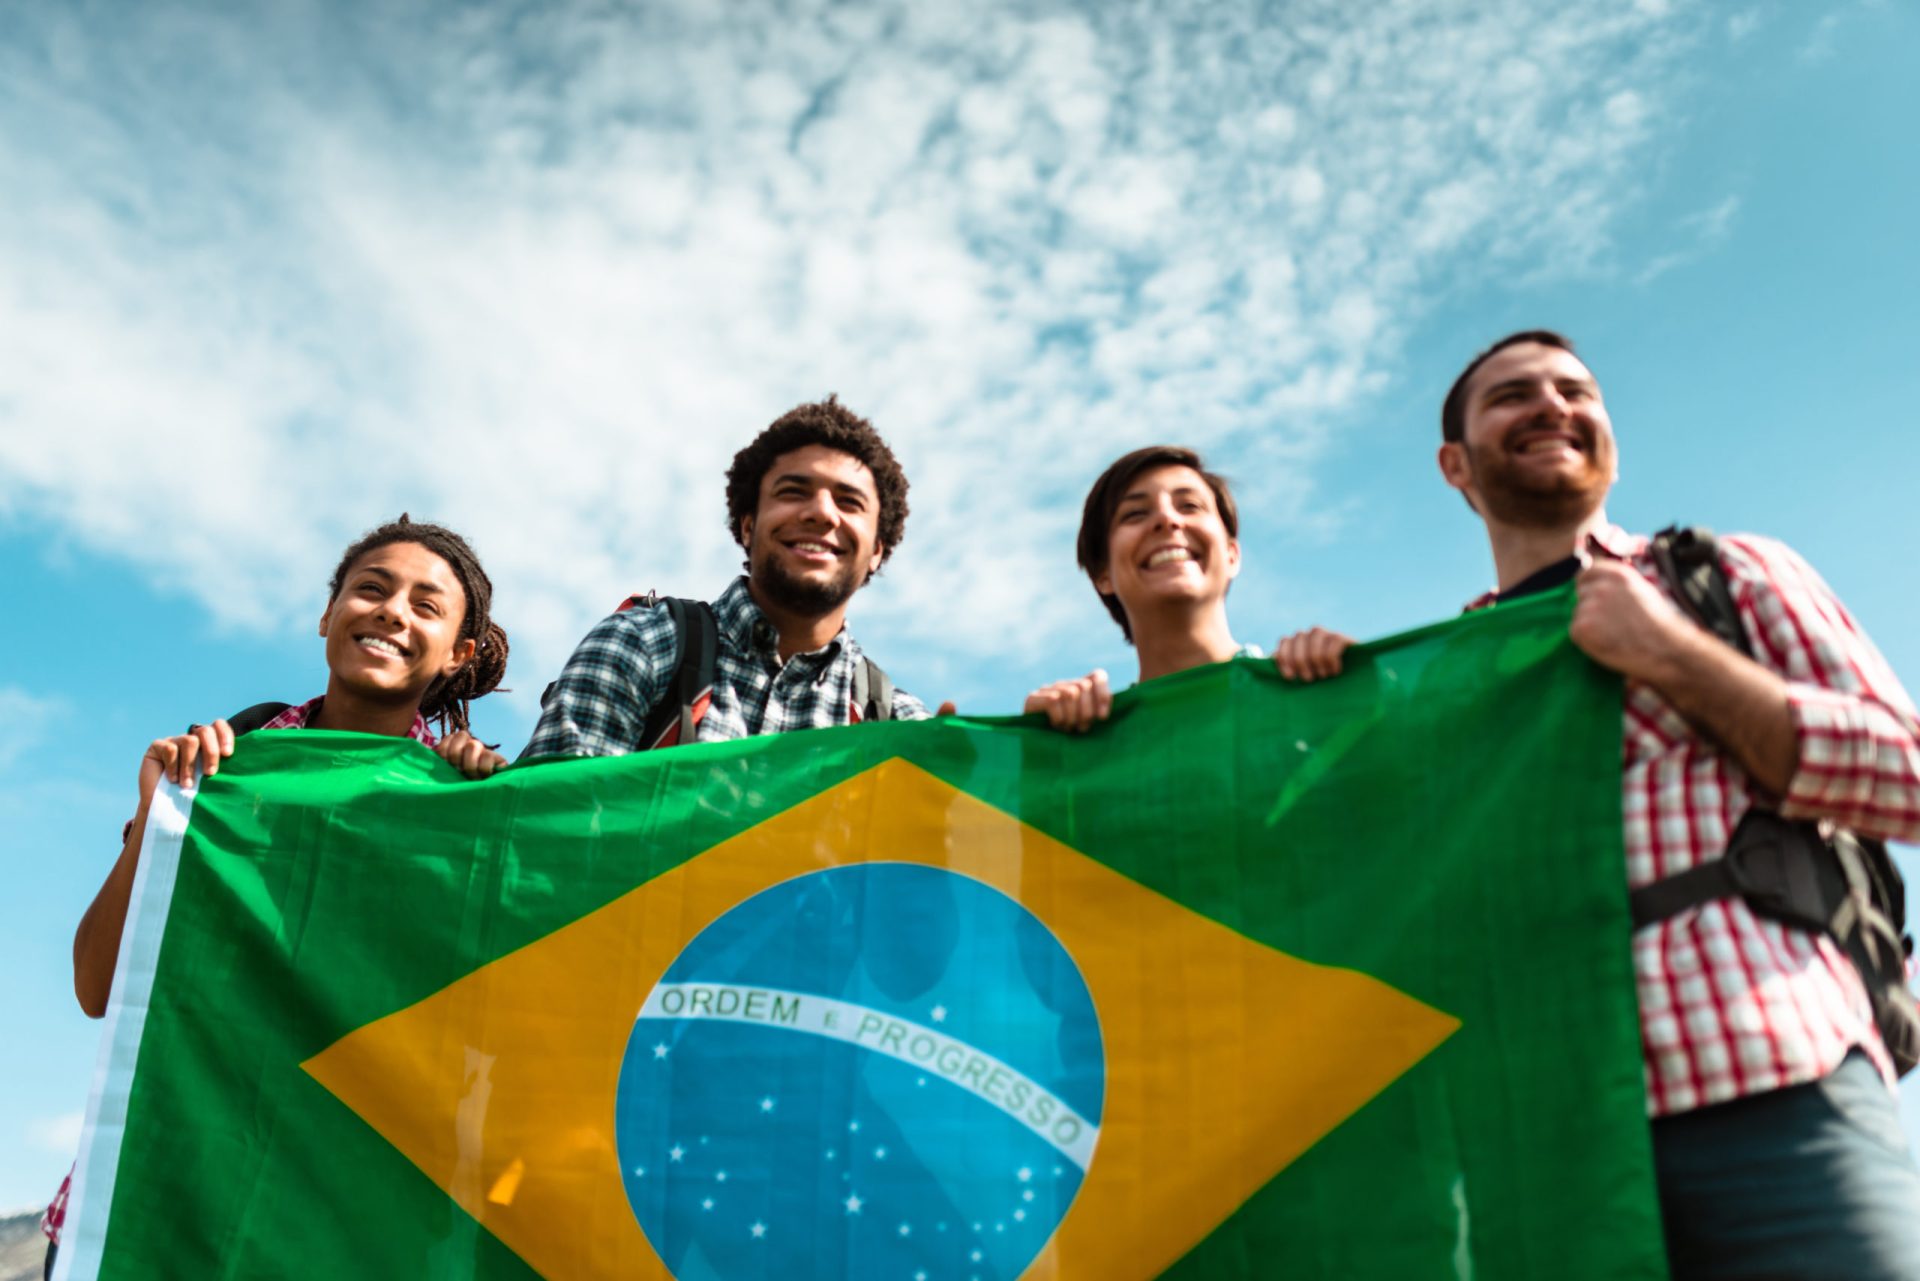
[0,0,1696,698]
[26,1111,85,1155]
[0,688,67,771]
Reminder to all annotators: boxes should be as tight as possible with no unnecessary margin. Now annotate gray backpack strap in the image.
[853,657,893,723]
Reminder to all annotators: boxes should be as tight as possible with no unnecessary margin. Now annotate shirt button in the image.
[753,620,776,647]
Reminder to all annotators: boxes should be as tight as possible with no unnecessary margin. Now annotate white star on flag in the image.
[844,1193,863,1215]
[750,1222,767,1240]
[931,1005,948,1023]
[669,1145,685,1162]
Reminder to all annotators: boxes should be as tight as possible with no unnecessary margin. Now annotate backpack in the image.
[547,594,895,751]
[1633,525,1919,1075]
[223,703,294,736]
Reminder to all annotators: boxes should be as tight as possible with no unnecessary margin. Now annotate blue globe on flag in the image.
[615,861,1106,1281]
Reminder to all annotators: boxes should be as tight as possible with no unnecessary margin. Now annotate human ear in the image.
[1436,443,1482,515]
[1224,538,1242,580]
[737,515,754,549]
[1093,571,1113,595]
[442,636,476,678]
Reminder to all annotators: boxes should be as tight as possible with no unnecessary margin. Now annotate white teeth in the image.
[357,636,405,657]
[1147,547,1195,567]
[792,542,834,555]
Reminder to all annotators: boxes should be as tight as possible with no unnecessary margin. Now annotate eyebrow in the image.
[355,565,447,595]
[1479,375,1597,401]
[1119,484,1207,505]
[774,472,875,500]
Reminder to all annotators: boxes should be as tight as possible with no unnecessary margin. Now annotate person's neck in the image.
[1485,506,1611,592]
[311,682,426,737]
[747,580,849,662]
[1133,605,1240,683]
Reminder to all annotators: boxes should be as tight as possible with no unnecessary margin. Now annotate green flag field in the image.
[57,587,1666,1279]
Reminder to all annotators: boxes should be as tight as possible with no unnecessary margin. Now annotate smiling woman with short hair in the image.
[1025,445,1255,731]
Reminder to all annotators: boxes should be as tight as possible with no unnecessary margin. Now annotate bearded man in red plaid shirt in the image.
[1276,330,1920,1280]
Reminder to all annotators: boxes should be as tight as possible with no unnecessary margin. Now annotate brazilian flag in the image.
[57,589,1666,1279]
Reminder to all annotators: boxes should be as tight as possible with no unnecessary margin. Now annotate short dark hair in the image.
[1441,329,1580,443]
[1076,445,1238,642]
[724,396,909,577]
[328,514,510,735]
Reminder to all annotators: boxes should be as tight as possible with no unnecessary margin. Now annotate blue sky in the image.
[3,0,1917,1214]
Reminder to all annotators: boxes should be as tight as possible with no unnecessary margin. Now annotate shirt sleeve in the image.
[1722,536,1920,841]
[890,686,932,721]
[518,611,669,760]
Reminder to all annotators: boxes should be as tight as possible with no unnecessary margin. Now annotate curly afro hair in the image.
[724,396,909,580]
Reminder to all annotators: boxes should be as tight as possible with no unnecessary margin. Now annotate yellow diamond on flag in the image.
[303,758,1458,1280]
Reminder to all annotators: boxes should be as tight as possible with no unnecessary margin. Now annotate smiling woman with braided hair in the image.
[71,512,512,1013]
[41,516,512,1277]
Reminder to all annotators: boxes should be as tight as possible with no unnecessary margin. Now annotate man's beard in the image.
[1465,432,1613,529]
[751,545,862,617]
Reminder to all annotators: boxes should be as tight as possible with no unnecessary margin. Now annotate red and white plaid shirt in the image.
[259,696,438,745]
[45,698,437,1244]
[40,1169,67,1244]
[1473,524,1920,1116]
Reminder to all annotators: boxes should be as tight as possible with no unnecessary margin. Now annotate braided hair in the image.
[327,515,510,734]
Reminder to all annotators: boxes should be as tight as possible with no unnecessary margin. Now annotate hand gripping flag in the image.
[57,590,1666,1279]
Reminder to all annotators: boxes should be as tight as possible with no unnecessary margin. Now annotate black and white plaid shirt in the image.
[520,577,928,759]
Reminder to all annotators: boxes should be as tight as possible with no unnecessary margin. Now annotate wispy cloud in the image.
[0,1,1696,693]
[1634,195,1742,284]
[0,687,67,771]
[1801,11,1845,62]
[25,1111,85,1155]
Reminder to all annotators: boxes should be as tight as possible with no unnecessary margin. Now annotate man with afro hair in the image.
[522,396,934,758]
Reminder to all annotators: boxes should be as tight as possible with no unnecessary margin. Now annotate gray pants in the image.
[1655,1051,1920,1280]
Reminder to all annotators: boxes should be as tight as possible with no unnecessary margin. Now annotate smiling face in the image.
[318,540,475,710]
[738,444,885,619]
[1439,341,1618,529]
[1095,464,1242,634]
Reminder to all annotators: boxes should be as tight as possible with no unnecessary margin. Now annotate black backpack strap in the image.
[637,598,717,750]
[213,703,293,736]
[854,657,894,723]
[1629,794,1920,1076]
[1631,811,1837,934]
[1649,525,1751,658]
